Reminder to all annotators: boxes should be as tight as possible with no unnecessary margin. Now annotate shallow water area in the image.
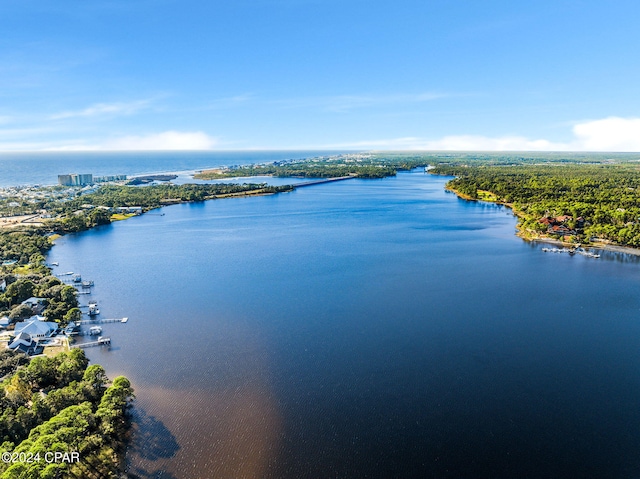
[48,169,640,478]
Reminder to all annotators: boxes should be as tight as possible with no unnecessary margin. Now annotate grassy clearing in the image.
[110,213,135,221]
[43,339,70,356]
[477,190,499,202]
[13,264,33,275]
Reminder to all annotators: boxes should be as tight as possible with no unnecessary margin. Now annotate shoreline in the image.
[444,184,640,256]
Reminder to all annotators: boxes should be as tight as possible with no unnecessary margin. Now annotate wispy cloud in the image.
[102,131,217,150]
[202,93,254,110]
[0,130,218,151]
[275,92,447,113]
[0,127,61,138]
[49,99,154,120]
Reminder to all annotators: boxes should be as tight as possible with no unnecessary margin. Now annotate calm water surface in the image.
[48,170,640,478]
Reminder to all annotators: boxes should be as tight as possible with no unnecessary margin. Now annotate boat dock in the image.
[72,337,111,348]
[79,317,128,324]
[541,246,600,258]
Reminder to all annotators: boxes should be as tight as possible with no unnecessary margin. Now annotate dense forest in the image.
[0,349,133,478]
[430,163,640,246]
[0,232,52,264]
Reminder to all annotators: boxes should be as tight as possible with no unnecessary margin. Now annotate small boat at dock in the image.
[88,326,102,336]
[88,302,100,316]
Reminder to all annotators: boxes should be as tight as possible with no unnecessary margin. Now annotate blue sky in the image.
[2,0,640,151]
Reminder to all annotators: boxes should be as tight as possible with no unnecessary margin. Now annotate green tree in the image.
[4,280,36,306]
[63,308,82,324]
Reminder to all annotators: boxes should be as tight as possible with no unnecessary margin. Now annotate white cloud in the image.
[49,99,152,120]
[102,131,217,150]
[0,130,218,151]
[322,117,640,152]
[321,135,568,151]
[572,117,640,152]
[421,135,567,151]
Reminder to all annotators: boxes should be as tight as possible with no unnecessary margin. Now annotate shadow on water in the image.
[129,407,180,460]
[126,407,180,478]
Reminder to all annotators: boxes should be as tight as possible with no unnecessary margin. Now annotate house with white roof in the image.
[8,332,41,355]
[12,318,58,339]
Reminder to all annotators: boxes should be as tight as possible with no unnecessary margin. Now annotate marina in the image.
[541,246,600,258]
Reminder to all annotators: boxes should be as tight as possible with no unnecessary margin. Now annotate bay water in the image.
[46,169,640,478]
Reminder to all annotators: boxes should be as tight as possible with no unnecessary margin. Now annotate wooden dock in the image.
[79,317,128,325]
[72,337,111,348]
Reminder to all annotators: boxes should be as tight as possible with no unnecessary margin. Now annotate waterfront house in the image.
[8,332,41,355]
[12,318,58,339]
[0,316,10,330]
[550,225,574,235]
[21,297,47,315]
[116,206,143,214]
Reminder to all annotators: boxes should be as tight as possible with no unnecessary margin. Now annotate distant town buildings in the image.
[94,174,127,183]
[57,173,127,186]
[58,173,93,186]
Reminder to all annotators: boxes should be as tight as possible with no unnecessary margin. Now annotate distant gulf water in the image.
[46,168,640,478]
[0,150,352,187]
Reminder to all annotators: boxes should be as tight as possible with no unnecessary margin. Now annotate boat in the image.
[81,280,94,288]
[51,262,59,266]
[72,274,82,283]
[64,321,81,336]
[88,302,100,316]
[88,326,102,336]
